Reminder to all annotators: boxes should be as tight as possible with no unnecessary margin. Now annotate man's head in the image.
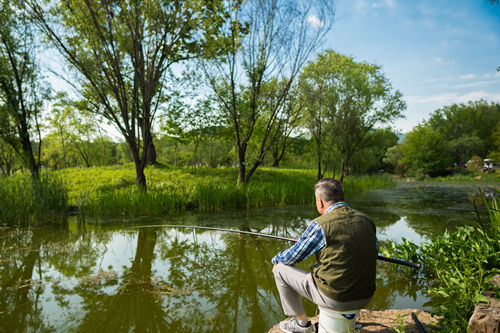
[314,178,344,214]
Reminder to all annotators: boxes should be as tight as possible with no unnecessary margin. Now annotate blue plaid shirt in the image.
[271,202,347,265]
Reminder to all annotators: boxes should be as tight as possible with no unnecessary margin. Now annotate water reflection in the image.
[1,182,498,332]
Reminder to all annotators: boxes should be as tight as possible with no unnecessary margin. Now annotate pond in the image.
[1,182,498,332]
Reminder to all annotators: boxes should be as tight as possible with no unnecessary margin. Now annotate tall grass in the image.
[381,194,500,332]
[0,173,68,225]
[55,165,394,219]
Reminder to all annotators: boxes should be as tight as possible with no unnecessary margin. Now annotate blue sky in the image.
[322,0,500,133]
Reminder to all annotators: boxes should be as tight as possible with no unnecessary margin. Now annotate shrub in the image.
[383,194,500,332]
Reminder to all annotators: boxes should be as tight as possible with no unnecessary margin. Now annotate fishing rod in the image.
[129,224,420,269]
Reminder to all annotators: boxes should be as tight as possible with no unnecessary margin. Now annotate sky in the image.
[322,0,500,133]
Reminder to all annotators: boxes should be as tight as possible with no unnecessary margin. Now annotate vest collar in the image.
[324,201,347,214]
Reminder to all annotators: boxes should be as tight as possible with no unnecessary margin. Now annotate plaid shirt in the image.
[271,202,347,265]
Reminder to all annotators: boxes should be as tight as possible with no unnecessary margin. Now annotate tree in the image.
[426,100,500,165]
[350,128,399,174]
[299,50,406,181]
[265,82,304,168]
[383,144,404,174]
[202,0,334,184]
[401,125,451,175]
[0,1,47,179]
[26,0,232,189]
[447,135,486,165]
[427,101,500,146]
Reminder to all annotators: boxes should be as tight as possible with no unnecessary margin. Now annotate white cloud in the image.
[307,15,324,28]
[452,80,493,89]
[426,71,498,83]
[355,0,395,15]
[406,91,500,105]
[384,0,396,8]
[458,74,476,80]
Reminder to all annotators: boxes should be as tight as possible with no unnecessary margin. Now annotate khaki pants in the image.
[273,263,371,316]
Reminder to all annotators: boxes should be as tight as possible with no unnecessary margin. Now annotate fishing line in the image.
[128,224,420,269]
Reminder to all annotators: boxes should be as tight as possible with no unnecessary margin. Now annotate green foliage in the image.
[384,195,500,332]
[401,125,451,175]
[467,155,484,171]
[350,128,399,173]
[0,0,47,177]
[392,313,406,333]
[299,50,406,180]
[54,165,394,219]
[428,100,500,146]
[383,144,404,174]
[447,135,486,164]
[204,0,333,184]
[0,173,68,225]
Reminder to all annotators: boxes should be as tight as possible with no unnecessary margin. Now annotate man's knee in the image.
[273,263,289,275]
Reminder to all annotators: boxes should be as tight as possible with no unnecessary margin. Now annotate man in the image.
[272,178,377,333]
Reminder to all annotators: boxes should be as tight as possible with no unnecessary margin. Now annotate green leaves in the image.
[298,50,406,180]
[387,195,500,332]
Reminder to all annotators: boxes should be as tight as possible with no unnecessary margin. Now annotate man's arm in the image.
[271,221,325,265]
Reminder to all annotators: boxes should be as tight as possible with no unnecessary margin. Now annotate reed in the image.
[54,165,395,219]
[0,173,68,225]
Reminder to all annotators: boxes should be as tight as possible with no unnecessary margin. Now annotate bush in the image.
[467,155,483,171]
[382,194,500,332]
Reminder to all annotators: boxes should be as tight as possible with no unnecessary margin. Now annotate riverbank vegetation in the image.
[60,165,393,219]
[0,173,68,225]
[384,100,500,178]
[382,195,500,332]
[0,166,394,224]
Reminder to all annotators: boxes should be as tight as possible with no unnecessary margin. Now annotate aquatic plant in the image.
[54,165,395,219]
[383,195,500,332]
[0,173,68,225]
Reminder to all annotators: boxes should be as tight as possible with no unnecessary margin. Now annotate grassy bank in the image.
[0,173,68,225]
[382,195,500,332]
[401,170,500,182]
[51,164,394,219]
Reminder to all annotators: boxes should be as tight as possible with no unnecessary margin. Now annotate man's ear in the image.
[318,198,325,209]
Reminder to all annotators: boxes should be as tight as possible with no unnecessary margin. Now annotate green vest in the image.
[312,206,377,302]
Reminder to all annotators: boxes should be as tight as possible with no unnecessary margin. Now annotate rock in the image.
[468,275,500,333]
[355,309,438,332]
[268,309,439,333]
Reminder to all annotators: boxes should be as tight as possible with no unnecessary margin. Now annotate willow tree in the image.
[299,50,406,181]
[25,0,231,189]
[202,0,334,184]
[0,1,46,179]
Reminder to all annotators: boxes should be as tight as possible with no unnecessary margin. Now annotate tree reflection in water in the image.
[1,196,461,333]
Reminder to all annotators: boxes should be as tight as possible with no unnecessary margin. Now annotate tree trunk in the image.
[20,132,39,179]
[191,140,199,173]
[134,161,147,190]
[340,161,347,182]
[238,146,246,185]
[127,139,147,191]
[58,127,66,169]
[146,133,156,165]
[316,139,322,180]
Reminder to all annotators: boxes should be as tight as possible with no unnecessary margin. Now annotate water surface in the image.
[1,182,498,332]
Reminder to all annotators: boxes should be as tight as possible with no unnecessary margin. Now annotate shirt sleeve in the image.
[271,221,326,265]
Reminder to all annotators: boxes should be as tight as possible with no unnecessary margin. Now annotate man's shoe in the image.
[279,318,313,333]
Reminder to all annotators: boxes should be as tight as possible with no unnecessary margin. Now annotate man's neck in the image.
[323,201,347,214]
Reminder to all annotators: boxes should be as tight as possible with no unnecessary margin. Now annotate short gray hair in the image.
[314,178,344,203]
